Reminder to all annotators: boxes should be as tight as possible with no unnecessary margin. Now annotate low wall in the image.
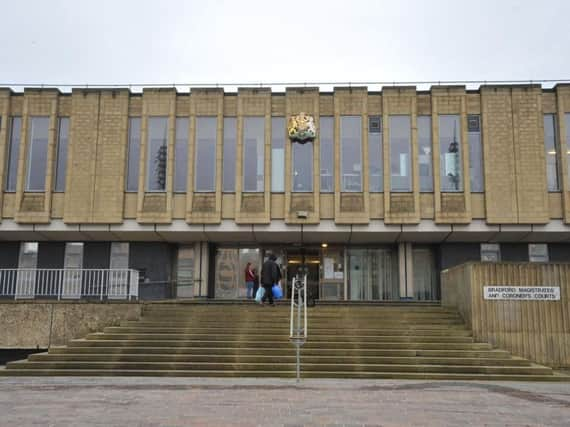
[0,301,143,349]
[442,262,570,368]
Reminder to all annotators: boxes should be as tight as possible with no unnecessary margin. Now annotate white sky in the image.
[1,0,569,90]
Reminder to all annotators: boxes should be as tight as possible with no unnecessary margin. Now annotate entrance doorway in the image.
[285,248,320,301]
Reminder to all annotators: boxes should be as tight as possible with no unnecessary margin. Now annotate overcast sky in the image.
[1,0,569,90]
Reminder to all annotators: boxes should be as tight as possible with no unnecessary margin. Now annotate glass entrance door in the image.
[285,248,320,300]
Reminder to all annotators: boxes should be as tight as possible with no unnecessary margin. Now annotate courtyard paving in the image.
[0,377,569,426]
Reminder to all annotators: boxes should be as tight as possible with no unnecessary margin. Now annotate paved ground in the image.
[0,377,569,426]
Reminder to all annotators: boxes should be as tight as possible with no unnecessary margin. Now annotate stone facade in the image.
[0,84,569,227]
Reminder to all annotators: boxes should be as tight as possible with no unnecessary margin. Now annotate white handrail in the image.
[0,268,139,300]
[289,273,307,382]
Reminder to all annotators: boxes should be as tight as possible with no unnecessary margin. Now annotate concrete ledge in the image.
[0,302,142,349]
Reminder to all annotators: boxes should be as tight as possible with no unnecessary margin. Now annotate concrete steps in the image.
[2,303,567,380]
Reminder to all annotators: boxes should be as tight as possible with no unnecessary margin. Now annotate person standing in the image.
[260,254,281,306]
[244,262,255,299]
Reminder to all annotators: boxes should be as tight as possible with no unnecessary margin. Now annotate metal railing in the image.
[0,268,139,300]
[289,273,308,382]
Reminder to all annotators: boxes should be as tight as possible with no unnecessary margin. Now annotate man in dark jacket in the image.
[260,254,281,306]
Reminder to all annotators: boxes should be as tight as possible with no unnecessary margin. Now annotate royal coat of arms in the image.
[287,113,317,143]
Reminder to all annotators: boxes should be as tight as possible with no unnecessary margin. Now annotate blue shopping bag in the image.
[255,286,265,303]
[272,283,283,299]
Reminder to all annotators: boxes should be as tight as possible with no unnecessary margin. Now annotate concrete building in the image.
[1,84,570,301]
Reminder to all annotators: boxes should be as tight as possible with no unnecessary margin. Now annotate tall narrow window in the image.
[544,114,560,191]
[468,115,484,192]
[126,117,141,192]
[146,117,168,192]
[439,115,462,192]
[54,117,69,192]
[529,243,549,263]
[320,116,334,192]
[271,117,285,192]
[292,140,313,192]
[18,242,38,268]
[195,117,217,192]
[566,113,570,187]
[243,117,265,192]
[64,242,84,268]
[389,115,411,192]
[223,117,237,192]
[110,242,129,268]
[26,116,50,191]
[5,117,21,192]
[341,116,362,192]
[174,118,188,192]
[418,116,433,192]
[368,116,383,192]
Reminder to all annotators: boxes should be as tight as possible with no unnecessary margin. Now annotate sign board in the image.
[484,286,560,301]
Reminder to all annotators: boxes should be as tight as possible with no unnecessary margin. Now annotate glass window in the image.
[176,245,195,298]
[468,115,484,192]
[271,117,285,192]
[18,242,38,268]
[439,115,463,192]
[529,244,549,263]
[64,242,84,268]
[54,117,69,192]
[126,117,141,192]
[223,117,237,192]
[195,117,217,192]
[389,115,411,192]
[544,114,560,191]
[174,118,188,192]
[413,247,438,300]
[292,140,313,192]
[341,116,362,192]
[481,243,500,262]
[368,116,383,192]
[243,117,265,192]
[5,117,21,192]
[565,113,570,189]
[320,116,334,193]
[146,117,168,192]
[110,242,129,268]
[348,248,399,300]
[26,117,50,191]
[418,116,433,192]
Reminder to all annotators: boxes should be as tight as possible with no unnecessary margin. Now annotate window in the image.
[468,115,484,192]
[439,115,462,192]
[174,118,188,192]
[389,115,411,192]
[26,117,50,191]
[418,116,433,192]
[481,243,500,262]
[110,242,129,268]
[195,117,217,192]
[368,116,383,192]
[320,116,334,193]
[529,244,549,263]
[126,117,141,192]
[243,117,265,192]
[566,113,570,188]
[223,117,237,192]
[544,114,560,191]
[176,245,195,298]
[146,117,168,192]
[18,242,38,268]
[5,117,21,192]
[64,242,84,268]
[271,117,285,192]
[340,116,362,192]
[292,140,313,192]
[54,117,69,192]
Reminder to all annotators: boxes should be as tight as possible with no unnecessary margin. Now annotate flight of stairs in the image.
[2,303,566,380]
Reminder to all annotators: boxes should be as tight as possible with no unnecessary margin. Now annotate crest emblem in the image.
[287,112,317,144]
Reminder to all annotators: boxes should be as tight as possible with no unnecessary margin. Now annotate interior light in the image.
[321,243,328,248]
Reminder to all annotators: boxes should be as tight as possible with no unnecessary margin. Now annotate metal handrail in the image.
[289,273,307,382]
